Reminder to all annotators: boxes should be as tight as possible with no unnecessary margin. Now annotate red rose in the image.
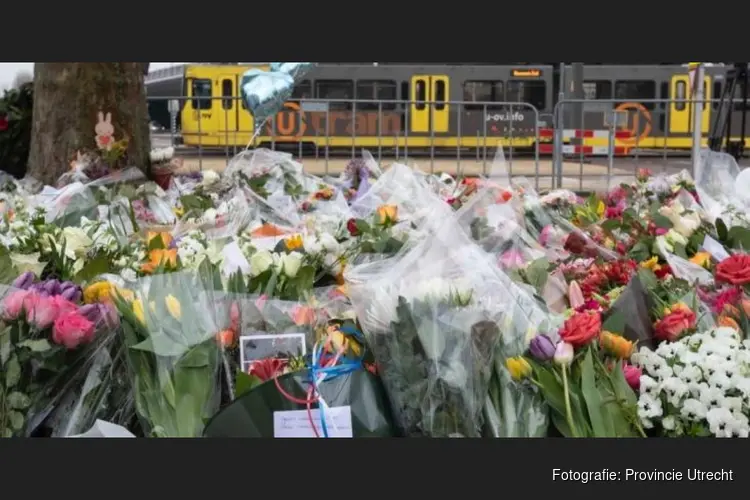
[559,311,602,348]
[564,231,588,255]
[654,304,696,342]
[0,116,8,132]
[715,254,750,286]
[346,218,360,236]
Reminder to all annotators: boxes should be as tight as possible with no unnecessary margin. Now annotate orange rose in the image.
[559,311,602,347]
[599,331,634,359]
[376,205,398,224]
[718,315,740,331]
[653,303,696,342]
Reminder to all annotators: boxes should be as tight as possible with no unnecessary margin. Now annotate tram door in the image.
[217,75,238,143]
[409,75,450,134]
[669,74,712,135]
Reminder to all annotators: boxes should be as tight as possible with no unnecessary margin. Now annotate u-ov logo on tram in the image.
[272,102,306,137]
[615,102,652,144]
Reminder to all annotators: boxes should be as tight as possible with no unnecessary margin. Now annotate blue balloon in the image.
[241,69,295,129]
[269,62,315,84]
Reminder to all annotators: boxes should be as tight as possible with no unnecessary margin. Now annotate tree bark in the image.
[28,63,151,185]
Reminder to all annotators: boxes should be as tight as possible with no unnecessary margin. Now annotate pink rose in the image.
[52,312,95,349]
[1,290,30,321]
[499,249,525,269]
[26,294,77,330]
[655,227,668,236]
[539,225,553,247]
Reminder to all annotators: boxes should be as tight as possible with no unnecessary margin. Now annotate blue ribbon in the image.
[307,328,364,438]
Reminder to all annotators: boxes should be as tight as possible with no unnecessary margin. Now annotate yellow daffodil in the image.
[506,356,532,381]
[165,294,182,320]
[285,234,303,251]
[689,252,711,269]
[132,299,145,325]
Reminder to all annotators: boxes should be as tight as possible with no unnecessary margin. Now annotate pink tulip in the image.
[499,249,525,269]
[1,290,30,321]
[52,312,95,350]
[568,280,585,309]
[655,227,668,236]
[539,225,553,247]
[622,363,642,391]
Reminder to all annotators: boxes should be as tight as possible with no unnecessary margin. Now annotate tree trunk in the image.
[28,63,151,185]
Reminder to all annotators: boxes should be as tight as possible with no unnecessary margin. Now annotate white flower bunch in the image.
[176,230,209,270]
[80,217,120,254]
[149,147,175,164]
[303,231,346,276]
[249,250,304,279]
[632,327,750,438]
[658,199,702,238]
[0,217,38,250]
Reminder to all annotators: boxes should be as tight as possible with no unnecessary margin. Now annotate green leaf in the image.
[529,362,566,416]
[580,348,611,437]
[8,411,24,431]
[716,218,729,242]
[6,391,31,410]
[673,243,688,259]
[600,219,621,233]
[235,371,263,398]
[728,226,750,252]
[354,219,371,234]
[5,355,20,388]
[17,339,52,352]
[610,360,638,407]
[601,310,626,335]
[636,268,658,291]
[73,254,112,284]
[652,214,673,229]
[0,247,19,285]
[525,257,550,295]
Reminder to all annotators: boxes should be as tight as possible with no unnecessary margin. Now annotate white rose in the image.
[202,208,218,223]
[62,226,93,259]
[672,212,702,238]
[319,232,340,253]
[202,170,220,187]
[249,250,274,276]
[665,229,689,247]
[281,251,304,278]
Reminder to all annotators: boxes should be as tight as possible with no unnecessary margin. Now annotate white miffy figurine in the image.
[95,111,115,151]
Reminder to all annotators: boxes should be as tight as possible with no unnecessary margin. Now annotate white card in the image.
[239,333,306,373]
[702,235,731,262]
[273,406,353,438]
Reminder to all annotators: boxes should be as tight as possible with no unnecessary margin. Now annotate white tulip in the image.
[319,232,340,253]
[249,250,274,276]
[673,213,702,238]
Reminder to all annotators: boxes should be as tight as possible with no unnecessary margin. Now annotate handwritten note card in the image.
[702,235,731,262]
[273,406,353,438]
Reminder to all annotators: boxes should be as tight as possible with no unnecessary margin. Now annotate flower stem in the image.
[561,365,578,437]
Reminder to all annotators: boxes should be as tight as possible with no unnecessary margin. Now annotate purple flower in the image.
[11,271,35,290]
[60,286,81,303]
[42,279,61,296]
[528,334,556,361]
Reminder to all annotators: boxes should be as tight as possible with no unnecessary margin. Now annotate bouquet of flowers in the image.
[112,272,222,437]
[0,272,117,437]
[632,326,750,437]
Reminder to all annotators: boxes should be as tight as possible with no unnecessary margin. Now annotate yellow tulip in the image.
[132,299,145,325]
[640,256,660,271]
[506,356,532,381]
[83,281,113,304]
[165,294,182,320]
[599,331,634,359]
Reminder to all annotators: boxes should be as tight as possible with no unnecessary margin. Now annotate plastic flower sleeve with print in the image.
[112,272,222,437]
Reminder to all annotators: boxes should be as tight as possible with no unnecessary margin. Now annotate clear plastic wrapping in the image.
[345,205,554,437]
[112,272,222,437]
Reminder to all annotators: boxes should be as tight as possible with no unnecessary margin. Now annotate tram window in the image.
[415,79,426,111]
[400,82,409,109]
[675,81,687,111]
[356,80,397,110]
[434,80,446,111]
[191,79,212,110]
[583,81,612,100]
[221,79,233,110]
[291,80,312,101]
[713,81,722,110]
[315,80,354,110]
[507,80,546,110]
[614,80,656,110]
[463,81,504,111]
